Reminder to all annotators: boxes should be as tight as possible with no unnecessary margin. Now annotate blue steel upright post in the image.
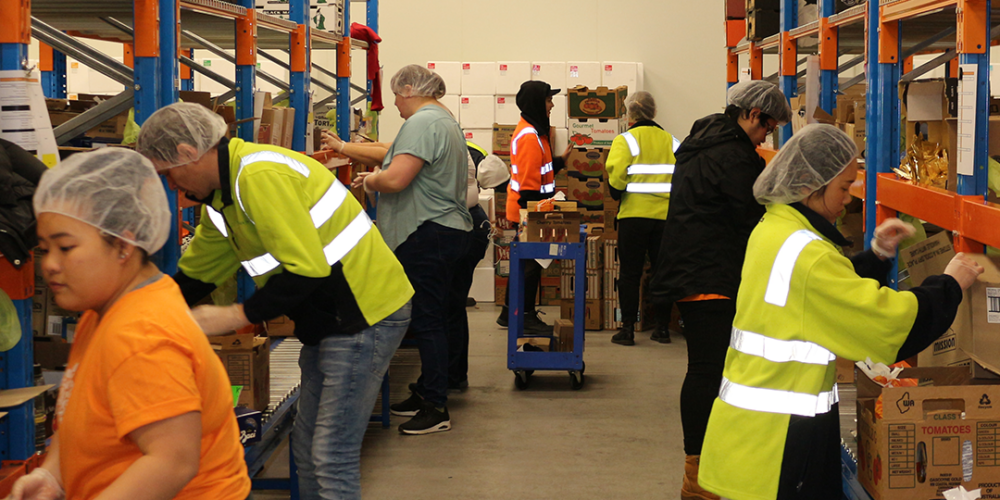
[290,0,311,151]
[336,1,351,139]
[158,0,181,276]
[236,2,257,142]
[366,0,378,104]
[778,0,797,145]
[818,0,838,115]
[955,0,991,197]
[864,1,901,248]
[0,0,37,461]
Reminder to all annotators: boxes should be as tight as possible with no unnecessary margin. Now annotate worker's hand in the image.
[190,304,250,336]
[944,253,985,291]
[353,167,380,193]
[871,218,917,259]
[8,467,65,500]
[320,130,346,153]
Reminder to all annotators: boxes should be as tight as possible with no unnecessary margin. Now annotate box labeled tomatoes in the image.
[567,148,609,179]
[568,118,626,149]
[567,85,628,119]
[567,172,605,209]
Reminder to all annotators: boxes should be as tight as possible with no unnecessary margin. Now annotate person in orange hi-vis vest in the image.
[498,80,569,334]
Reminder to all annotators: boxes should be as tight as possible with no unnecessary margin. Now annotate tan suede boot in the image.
[681,455,721,500]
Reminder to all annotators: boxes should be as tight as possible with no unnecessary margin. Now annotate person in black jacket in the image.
[648,80,791,500]
[0,138,47,269]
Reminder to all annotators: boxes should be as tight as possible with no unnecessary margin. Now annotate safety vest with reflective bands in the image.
[178,139,413,329]
[506,118,556,222]
[698,203,918,500]
[606,124,679,220]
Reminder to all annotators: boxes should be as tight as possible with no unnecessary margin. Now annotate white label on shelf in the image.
[957,64,979,176]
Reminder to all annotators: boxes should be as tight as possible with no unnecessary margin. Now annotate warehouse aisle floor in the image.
[257,303,688,499]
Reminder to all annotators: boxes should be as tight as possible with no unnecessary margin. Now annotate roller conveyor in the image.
[264,337,303,423]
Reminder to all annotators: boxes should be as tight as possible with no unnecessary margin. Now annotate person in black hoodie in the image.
[0,138,47,269]
[648,80,791,500]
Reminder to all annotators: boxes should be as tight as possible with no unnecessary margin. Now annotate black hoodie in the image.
[516,81,555,138]
[649,113,767,303]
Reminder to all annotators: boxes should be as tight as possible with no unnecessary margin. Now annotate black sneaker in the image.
[390,390,423,417]
[497,306,509,328]
[466,297,477,307]
[523,311,552,335]
[612,324,636,346]
[448,380,469,392]
[650,325,672,344]
[399,404,451,435]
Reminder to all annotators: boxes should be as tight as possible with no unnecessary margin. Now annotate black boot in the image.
[650,325,672,344]
[497,306,509,327]
[612,323,636,346]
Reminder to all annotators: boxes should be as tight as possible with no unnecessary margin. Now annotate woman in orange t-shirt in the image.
[11,149,250,500]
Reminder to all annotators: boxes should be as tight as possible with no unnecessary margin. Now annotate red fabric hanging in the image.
[350,23,383,112]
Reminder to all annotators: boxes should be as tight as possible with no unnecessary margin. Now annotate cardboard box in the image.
[553,127,569,151]
[601,62,638,93]
[567,173,605,209]
[494,96,520,125]
[492,123,517,156]
[540,285,561,306]
[496,61,531,95]
[523,211,583,243]
[460,96,495,130]
[836,356,855,384]
[604,299,623,330]
[560,299,603,331]
[439,94,460,119]
[517,337,551,351]
[567,86,628,120]
[234,406,262,445]
[569,118,626,148]
[903,79,956,122]
[551,94,567,129]
[553,319,574,352]
[32,287,47,336]
[426,61,462,95]
[280,107,296,149]
[566,62,602,90]
[856,364,1000,500]
[495,276,508,306]
[463,128,493,152]
[211,333,270,411]
[461,62,496,95]
[33,338,71,370]
[841,122,865,156]
[567,148,609,178]
[179,90,213,111]
[530,62,567,95]
[266,315,295,337]
[603,208,620,239]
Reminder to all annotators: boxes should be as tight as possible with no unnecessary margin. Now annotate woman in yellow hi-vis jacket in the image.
[699,124,983,500]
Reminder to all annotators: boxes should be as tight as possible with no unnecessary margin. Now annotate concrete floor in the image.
[257,304,689,499]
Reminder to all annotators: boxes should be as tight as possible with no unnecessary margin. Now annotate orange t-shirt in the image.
[678,294,731,302]
[54,275,250,500]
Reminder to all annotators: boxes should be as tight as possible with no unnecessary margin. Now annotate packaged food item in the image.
[895,135,948,189]
[857,358,918,419]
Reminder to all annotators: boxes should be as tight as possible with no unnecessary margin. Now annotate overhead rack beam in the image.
[31,17,133,86]
[180,29,290,91]
[257,49,337,95]
[52,89,134,145]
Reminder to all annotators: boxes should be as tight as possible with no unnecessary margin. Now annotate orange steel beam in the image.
[39,42,54,72]
[179,48,192,79]
[880,0,957,23]
[849,169,866,200]
[879,19,900,63]
[291,24,308,73]
[949,57,960,75]
[781,32,797,76]
[829,10,865,28]
[750,42,763,80]
[727,49,739,83]
[726,19,744,48]
[134,0,160,57]
[336,36,351,78]
[124,43,134,69]
[179,0,245,19]
[236,8,257,66]
[819,17,838,71]
[903,56,914,72]
[958,197,1000,250]
[876,174,956,229]
[957,0,987,54]
[0,0,31,44]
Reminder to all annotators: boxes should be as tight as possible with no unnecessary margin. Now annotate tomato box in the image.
[567,172,606,209]
[567,85,628,119]
[567,148,610,178]
[568,118,627,149]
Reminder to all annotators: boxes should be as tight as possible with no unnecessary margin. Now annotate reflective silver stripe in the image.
[764,230,823,307]
[309,182,349,229]
[730,327,836,366]
[540,162,553,175]
[242,253,282,277]
[236,151,313,224]
[511,164,519,175]
[323,211,373,266]
[627,164,675,175]
[540,182,555,194]
[511,127,542,156]
[626,183,672,193]
[510,179,521,192]
[719,376,839,417]
[205,205,229,238]
[622,132,640,156]
[673,136,681,153]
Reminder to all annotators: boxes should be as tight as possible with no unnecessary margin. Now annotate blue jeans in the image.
[394,221,471,407]
[447,205,491,385]
[292,302,411,500]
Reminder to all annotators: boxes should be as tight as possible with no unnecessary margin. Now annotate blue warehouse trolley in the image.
[507,233,587,390]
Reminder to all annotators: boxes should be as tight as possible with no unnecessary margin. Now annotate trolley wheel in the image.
[581,361,586,374]
[514,371,530,390]
[570,370,584,390]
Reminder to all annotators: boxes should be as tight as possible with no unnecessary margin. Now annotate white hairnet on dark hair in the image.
[391,64,447,99]
[727,80,792,125]
[626,91,656,122]
[753,124,858,205]
[34,148,171,254]
[135,102,228,170]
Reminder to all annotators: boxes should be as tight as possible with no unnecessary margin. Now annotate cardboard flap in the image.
[966,350,1000,378]
[0,385,54,408]
[211,333,257,350]
[898,366,972,386]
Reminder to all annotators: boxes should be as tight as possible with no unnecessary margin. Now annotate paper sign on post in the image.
[0,70,60,168]
[957,64,979,176]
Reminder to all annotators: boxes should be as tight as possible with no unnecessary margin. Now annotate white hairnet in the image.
[135,102,228,170]
[727,80,792,125]
[626,91,656,122]
[477,154,511,189]
[753,123,858,205]
[391,64,447,99]
[34,148,171,255]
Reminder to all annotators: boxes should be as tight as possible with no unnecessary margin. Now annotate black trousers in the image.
[775,405,843,499]
[503,223,541,313]
[617,217,666,326]
[447,205,491,386]
[677,299,735,456]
